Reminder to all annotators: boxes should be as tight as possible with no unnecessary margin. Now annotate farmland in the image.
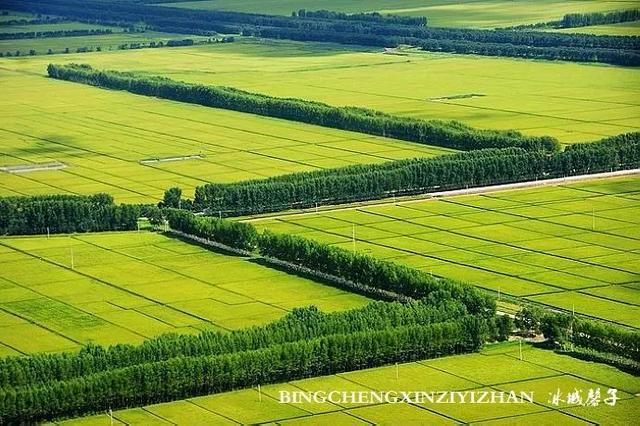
[165,0,634,29]
[0,63,450,203]
[56,341,640,425]
[0,1,639,424]
[3,38,636,145]
[0,231,369,355]
[252,176,640,327]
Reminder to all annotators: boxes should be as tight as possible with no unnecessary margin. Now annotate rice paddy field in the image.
[55,341,640,425]
[0,61,450,203]
[3,37,636,145]
[251,176,640,328]
[163,0,634,29]
[0,231,369,356]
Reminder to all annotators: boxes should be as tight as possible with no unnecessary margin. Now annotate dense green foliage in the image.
[47,63,555,152]
[559,9,640,28]
[0,194,139,235]
[0,28,112,40]
[191,133,639,216]
[0,316,485,423]
[0,300,470,388]
[7,0,639,65]
[166,210,496,317]
[543,314,640,362]
[292,9,427,26]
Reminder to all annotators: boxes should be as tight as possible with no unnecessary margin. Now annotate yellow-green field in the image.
[252,176,640,328]
[0,61,451,203]
[5,38,636,144]
[163,0,633,29]
[0,30,211,56]
[552,21,640,36]
[58,341,640,425]
[0,232,369,356]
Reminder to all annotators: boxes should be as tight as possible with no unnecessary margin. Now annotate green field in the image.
[552,21,640,36]
[5,38,635,144]
[0,231,369,356]
[252,176,640,327]
[0,30,211,56]
[0,59,451,203]
[164,0,633,29]
[56,341,640,425]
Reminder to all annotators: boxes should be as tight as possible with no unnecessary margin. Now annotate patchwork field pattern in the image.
[9,38,637,143]
[0,232,369,356]
[56,342,640,425]
[253,177,640,327]
[0,66,450,203]
[164,0,633,29]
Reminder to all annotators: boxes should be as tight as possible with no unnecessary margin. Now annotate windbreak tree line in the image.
[0,317,487,423]
[165,210,496,317]
[292,9,428,26]
[47,63,558,152]
[559,9,640,28]
[5,0,639,65]
[0,300,472,388]
[191,132,640,216]
[0,194,140,235]
[0,28,113,40]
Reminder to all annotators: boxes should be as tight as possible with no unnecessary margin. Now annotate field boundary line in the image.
[244,169,640,223]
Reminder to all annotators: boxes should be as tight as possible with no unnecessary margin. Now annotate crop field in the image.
[55,341,640,425]
[252,176,640,328]
[0,231,369,356]
[0,64,450,203]
[0,31,212,56]
[164,0,633,29]
[5,38,636,144]
[552,21,640,36]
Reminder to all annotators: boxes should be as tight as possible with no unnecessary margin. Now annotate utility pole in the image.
[70,247,74,269]
[46,227,50,239]
[519,338,523,361]
[258,384,262,402]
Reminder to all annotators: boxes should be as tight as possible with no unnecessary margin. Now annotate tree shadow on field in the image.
[161,232,247,258]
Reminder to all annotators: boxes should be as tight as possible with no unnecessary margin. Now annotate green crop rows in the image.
[6,38,635,144]
[0,232,369,356]
[254,176,640,327]
[0,65,450,203]
[56,341,640,425]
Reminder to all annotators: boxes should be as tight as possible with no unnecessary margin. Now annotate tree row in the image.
[0,300,471,388]
[47,63,559,152]
[0,193,139,235]
[189,132,640,216]
[5,0,639,65]
[0,317,486,423]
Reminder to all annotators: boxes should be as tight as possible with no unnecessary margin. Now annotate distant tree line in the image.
[559,9,640,28]
[0,194,139,235]
[506,9,640,31]
[188,132,640,216]
[0,316,486,423]
[4,0,639,65]
[47,63,558,152]
[0,16,68,26]
[166,210,496,317]
[0,28,112,40]
[292,9,428,26]
[0,300,474,388]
